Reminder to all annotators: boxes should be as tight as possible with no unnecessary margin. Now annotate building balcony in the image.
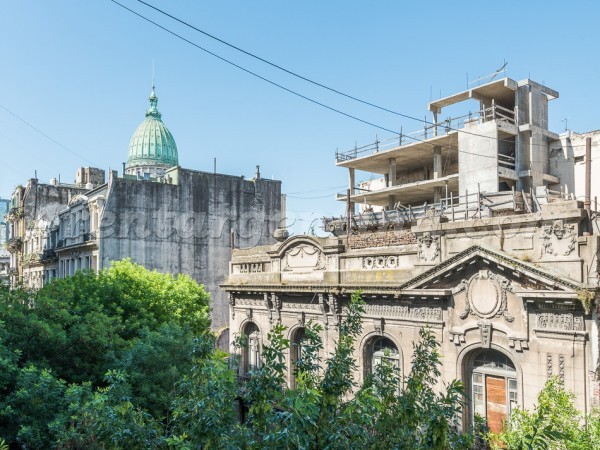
[83,232,96,242]
[7,207,24,221]
[40,249,57,262]
[6,237,22,253]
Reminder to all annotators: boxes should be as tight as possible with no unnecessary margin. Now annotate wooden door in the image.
[486,375,507,433]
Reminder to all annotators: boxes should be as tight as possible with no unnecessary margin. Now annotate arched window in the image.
[290,327,307,389]
[469,349,517,434]
[371,337,399,371]
[242,322,261,376]
[365,336,400,388]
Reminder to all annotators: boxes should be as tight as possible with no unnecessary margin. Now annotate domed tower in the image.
[125,85,179,177]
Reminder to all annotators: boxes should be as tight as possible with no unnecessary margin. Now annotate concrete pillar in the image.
[433,146,442,178]
[348,168,356,214]
[388,195,396,210]
[388,158,397,187]
[433,146,443,203]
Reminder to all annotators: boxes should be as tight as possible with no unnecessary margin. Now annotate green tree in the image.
[54,370,166,449]
[168,291,474,450]
[492,376,600,450]
[0,260,210,448]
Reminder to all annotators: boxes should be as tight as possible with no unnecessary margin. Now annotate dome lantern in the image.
[125,85,178,178]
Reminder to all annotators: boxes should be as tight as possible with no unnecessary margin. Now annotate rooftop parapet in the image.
[325,186,581,236]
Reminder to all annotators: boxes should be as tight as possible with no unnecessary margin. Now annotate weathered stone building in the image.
[7,86,282,332]
[6,171,101,289]
[0,197,11,284]
[224,77,600,432]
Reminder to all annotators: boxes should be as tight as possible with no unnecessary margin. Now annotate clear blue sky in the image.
[1,1,599,234]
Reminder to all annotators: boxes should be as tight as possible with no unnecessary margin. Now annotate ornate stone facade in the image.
[225,206,599,430]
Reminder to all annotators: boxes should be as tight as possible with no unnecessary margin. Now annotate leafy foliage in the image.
[0,260,209,448]
[492,376,600,450]
[168,291,475,449]
[4,275,596,450]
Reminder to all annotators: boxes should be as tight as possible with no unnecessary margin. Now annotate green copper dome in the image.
[126,86,178,175]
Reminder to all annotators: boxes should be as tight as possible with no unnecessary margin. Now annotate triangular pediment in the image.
[400,245,585,294]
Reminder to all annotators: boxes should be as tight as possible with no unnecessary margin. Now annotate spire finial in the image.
[152,59,155,91]
[146,68,161,119]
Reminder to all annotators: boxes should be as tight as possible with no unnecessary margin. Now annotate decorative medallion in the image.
[459,271,514,322]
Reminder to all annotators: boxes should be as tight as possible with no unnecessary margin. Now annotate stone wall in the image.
[99,168,281,330]
[348,229,416,249]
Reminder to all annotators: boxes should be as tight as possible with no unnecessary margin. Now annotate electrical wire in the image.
[287,194,338,200]
[134,0,568,145]
[109,2,537,162]
[0,103,96,166]
[134,1,436,123]
[112,2,600,163]
[110,0,398,135]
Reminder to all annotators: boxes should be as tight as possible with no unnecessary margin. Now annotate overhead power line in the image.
[135,1,421,120]
[133,0,529,144]
[0,103,96,166]
[110,1,500,159]
[110,0,398,135]
[112,1,595,161]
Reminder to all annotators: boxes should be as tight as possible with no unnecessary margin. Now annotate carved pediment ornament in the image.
[329,293,340,325]
[265,293,281,324]
[537,312,584,331]
[362,255,399,269]
[228,293,235,319]
[282,244,326,272]
[318,293,329,328]
[478,321,492,348]
[542,220,576,257]
[459,271,514,323]
[418,232,440,262]
[274,293,282,323]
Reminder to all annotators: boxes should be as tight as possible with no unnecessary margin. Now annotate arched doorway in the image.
[468,348,517,434]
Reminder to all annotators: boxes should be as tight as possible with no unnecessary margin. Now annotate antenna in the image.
[561,117,569,132]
